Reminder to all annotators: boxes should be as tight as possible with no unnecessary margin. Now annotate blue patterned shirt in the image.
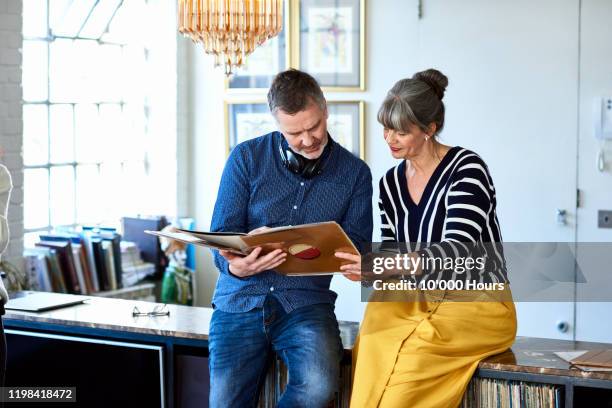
[210,131,373,313]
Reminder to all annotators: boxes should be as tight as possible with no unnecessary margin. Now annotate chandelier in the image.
[178,0,284,76]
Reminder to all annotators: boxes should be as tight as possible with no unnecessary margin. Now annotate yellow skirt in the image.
[350,290,517,408]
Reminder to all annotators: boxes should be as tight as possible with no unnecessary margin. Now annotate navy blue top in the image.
[210,131,373,313]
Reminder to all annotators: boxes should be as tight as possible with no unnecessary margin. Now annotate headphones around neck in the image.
[278,133,334,179]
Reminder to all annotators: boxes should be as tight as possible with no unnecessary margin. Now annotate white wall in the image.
[0,0,24,267]
[575,0,612,342]
[181,0,612,341]
[180,40,228,307]
[412,0,582,340]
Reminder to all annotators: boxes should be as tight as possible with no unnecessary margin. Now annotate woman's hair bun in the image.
[412,69,448,100]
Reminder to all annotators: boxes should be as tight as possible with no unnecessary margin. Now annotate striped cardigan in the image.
[378,146,508,284]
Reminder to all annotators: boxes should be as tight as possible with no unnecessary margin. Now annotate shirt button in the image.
[300,182,304,186]
[270,286,274,292]
[293,205,297,210]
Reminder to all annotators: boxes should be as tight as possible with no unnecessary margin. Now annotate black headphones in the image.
[278,133,334,179]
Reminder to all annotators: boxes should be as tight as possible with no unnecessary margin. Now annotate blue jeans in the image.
[208,295,343,408]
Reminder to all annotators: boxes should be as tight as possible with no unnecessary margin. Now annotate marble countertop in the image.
[5,295,214,341]
[4,294,612,381]
[3,294,360,349]
[479,336,612,381]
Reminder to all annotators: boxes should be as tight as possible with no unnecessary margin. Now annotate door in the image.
[415,0,580,339]
[575,0,612,342]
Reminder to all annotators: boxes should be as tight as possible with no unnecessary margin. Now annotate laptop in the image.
[5,291,88,313]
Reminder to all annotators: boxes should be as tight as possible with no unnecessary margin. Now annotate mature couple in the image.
[209,69,517,408]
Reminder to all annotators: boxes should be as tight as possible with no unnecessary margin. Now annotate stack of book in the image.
[24,228,156,295]
[461,377,563,407]
[121,241,156,287]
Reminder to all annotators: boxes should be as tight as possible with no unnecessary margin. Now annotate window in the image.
[22,0,177,238]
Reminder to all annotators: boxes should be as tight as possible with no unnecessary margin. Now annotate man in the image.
[209,69,372,408]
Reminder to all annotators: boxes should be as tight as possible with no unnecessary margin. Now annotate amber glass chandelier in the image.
[178,0,284,75]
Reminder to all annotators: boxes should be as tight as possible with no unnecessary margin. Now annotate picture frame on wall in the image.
[225,100,365,159]
[225,101,276,154]
[327,101,365,159]
[226,0,291,92]
[293,0,365,91]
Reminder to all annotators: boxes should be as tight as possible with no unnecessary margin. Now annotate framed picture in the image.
[293,0,365,91]
[226,0,291,92]
[225,101,277,154]
[225,100,365,159]
[327,101,365,159]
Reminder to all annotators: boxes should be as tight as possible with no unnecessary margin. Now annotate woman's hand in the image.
[335,251,362,282]
[220,247,286,278]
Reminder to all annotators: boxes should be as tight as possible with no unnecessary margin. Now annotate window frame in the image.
[22,0,155,234]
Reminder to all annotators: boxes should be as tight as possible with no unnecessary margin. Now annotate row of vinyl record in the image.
[460,377,563,408]
[256,356,352,408]
[246,356,565,407]
[24,228,156,295]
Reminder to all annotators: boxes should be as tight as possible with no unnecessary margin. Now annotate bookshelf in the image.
[4,297,612,407]
[467,337,612,407]
[247,334,612,407]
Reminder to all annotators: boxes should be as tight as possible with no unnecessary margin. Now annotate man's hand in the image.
[219,247,287,278]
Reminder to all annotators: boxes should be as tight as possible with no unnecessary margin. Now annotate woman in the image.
[336,69,517,408]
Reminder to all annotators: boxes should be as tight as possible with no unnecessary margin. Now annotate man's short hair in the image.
[267,69,326,115]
